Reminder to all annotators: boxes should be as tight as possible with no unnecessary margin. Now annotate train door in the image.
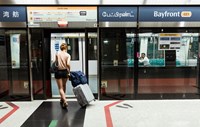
[29,29,47,99]
[50,32,98,97]
[50,33,83,97]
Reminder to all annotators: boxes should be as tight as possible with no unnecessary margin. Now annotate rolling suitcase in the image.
[73,84,95,107]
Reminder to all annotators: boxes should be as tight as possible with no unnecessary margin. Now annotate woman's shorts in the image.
[55,69,69,79]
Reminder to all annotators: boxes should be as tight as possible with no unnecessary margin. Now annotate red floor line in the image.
[0,102,19,124]
[104,100,123,127]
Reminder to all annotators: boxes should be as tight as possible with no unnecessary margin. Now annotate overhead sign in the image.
[99,7,137,22]
[27,6,97,27]
[0,7,26,22]
[139,7,200,22]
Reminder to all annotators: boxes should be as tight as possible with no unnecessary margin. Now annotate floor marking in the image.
[123,103,133,108]
[48,120,58,127]
[116,105,129,109]
[0,107,8,109]
[104,100,123,127]
[0,102,19,124]
[116,103,133,109]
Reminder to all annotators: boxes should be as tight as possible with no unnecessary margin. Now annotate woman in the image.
[54,43,71,109]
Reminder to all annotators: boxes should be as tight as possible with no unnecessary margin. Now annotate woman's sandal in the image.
[60,99,63,104]
[62,101,68,109]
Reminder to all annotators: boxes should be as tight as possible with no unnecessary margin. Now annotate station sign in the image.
[99,7,137,22]
[27,6,97,27]
[139,7,200,22]
[0,7,26,22]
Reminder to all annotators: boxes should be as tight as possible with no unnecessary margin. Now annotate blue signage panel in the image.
[0,7,26,22]
[99,7,137,22]
[139,7,200,22]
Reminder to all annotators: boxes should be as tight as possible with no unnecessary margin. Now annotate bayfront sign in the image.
[139,7,200,21]
[153,11,192,18]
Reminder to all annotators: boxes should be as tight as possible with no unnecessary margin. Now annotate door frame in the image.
[43,28,98,98]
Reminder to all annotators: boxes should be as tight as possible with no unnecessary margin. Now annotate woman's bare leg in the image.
[62,78,68,102]
[62,78,68,93]
[56,78,67,103]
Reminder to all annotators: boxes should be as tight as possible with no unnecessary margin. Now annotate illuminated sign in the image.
[27,6,97,27]
[0,7,26,22]
[139,7,200,21]
[159,33,181,50]
[99,7,137,22]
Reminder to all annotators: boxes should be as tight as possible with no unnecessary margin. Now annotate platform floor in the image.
[1,99,200,127]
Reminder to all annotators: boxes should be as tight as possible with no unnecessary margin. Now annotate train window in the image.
[139,33,198,67]
[65,38,79,60]
[88,37,97,60]
[139,34,165,67]
[51,33,79,61]
[138,30,198,95]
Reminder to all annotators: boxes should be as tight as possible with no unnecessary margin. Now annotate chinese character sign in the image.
[0,7,26,22]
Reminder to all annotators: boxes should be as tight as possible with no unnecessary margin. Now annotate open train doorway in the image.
[50,32,98,98]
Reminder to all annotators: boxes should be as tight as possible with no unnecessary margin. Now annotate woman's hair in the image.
[60,43,67,51]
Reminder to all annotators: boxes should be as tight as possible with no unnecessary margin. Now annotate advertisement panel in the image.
[159,33,181,50]
[10,34,20,68]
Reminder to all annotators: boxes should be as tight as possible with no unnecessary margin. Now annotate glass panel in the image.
[0,29,9,100]
[88,33,97,60]
[30,29,45,98]
[100,28,135,99]
[0,29,30,101]
[138,31,198,97]
[88,32,98,95]
[8,30,29,96]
